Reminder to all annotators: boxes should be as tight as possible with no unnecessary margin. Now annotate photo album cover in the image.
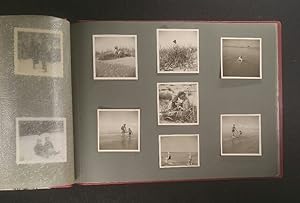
[0,16,282,190]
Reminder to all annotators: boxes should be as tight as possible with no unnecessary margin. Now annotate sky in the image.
[161,135,198,152]
[223,39,260,48]
[98,110,139,134]
[94,36,135,52]
[158,30,198,49]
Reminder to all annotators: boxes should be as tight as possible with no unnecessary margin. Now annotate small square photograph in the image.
[220,114,262,156]
[159,134,200,168]
[157,82,199,125]
[14,28,63,77]
[16,117,67,164]
[93,35,138,80]
[221,37,262,79]
[97,109,140,152]
[157,29,199,73]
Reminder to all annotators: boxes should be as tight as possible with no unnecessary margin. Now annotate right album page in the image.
[71,21,282,184]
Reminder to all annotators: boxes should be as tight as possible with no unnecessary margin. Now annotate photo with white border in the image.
[157,29,199,73]
[220,114,262,156]
[93,35,138,80]
[14,27,64,77]
[221,37,262,79]
[97,109,140,152]
[16,117,67,164]
[159,134,200,168]
[157,82,199,125]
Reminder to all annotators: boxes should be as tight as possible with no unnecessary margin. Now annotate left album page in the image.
[0,16,74,190]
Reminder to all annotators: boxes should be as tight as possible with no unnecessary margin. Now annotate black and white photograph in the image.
[16,117,67,164]
[157,82,199,125]
[93,35,138,80]
[97,109,140,152]
[157,29,199,73]
[221,37,262,79]
[159,134,200,168]
[220,114,262,156]
[14,27,63,77]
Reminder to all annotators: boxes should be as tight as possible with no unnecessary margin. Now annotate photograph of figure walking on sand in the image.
[221,37,262,79]
[221,114,262,156]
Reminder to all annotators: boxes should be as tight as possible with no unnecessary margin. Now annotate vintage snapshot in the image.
[93,35,138,80]
[221,37,262,79]
[16,117,67,164]
[157,29,199,73]
[220,114,262,156]
[97,109,140,152]
[159,134,200,168]
[157,82,199,125]
[14,27,64,77]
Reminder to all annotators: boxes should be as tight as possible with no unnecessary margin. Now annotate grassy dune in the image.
[159,46,198,72]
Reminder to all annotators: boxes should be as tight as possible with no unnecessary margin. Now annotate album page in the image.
[71,21,281,184]
[0,15,74,190]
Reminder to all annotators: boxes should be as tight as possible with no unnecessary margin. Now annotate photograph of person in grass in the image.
[93,35,138,80]
[157,82,199,125]
[157,29,199,73]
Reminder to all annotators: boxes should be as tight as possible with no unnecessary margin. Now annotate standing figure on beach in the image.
[166,152,172,164]
[232,124,237,138]
[128,128,132,137]
[121,124,127,136]
[188,152,193,165]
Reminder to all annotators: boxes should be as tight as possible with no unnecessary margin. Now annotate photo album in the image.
[0,16,282,190]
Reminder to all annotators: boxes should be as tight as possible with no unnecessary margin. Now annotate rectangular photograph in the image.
[157,29,199,73]
[97,109,140,152]
[157,82,199,125]
[221,37,262,79]
[14,27,64,77]
[16,117,67,164]
[159,134,200,168]
[220,114,262,156]
[93,35,138,80]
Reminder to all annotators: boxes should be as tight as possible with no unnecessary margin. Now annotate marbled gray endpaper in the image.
[0,16,74,190]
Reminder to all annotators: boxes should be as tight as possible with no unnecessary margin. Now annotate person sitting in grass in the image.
[163,91,192,122]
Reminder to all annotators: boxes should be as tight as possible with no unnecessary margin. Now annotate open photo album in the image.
[0,16,282,190]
